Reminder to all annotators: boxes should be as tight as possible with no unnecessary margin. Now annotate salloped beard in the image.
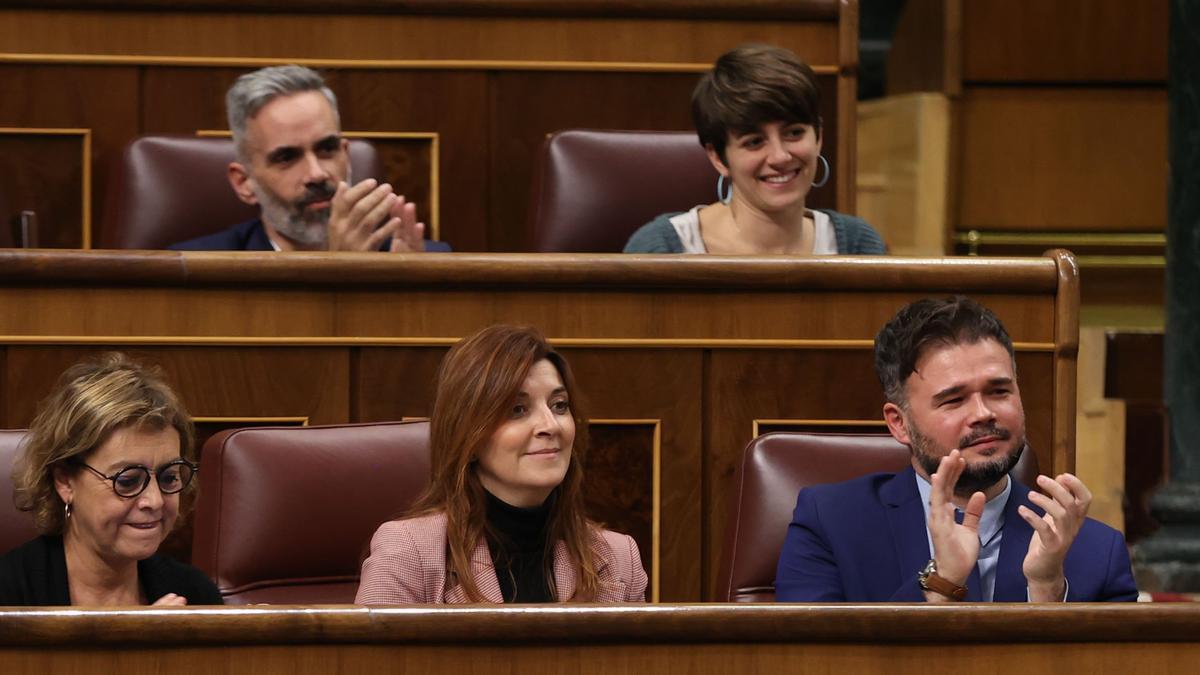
[909,420,1024,496]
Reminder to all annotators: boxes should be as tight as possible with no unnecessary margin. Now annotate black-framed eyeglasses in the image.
[72,459,198,498]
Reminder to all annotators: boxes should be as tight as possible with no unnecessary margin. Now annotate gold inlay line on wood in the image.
[590,418,661,603]
[193,416,310,426]
[752,419,888,437]
[0,127,92,249]
[0,52,841,75]
[0,336,1059,352]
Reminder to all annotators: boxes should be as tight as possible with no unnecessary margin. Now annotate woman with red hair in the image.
[356,325,647,603]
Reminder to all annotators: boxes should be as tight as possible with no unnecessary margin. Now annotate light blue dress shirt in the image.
[915,471,1011,602]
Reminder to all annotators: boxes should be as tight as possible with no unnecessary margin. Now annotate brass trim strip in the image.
[193,416,310,426]
[197,129,443,240]
[752,419,888,437]
[0,127,92,248]
[0,335,1059,351]
[1075,255,1166,270]
[591,418,661,603]
[0,52,837,74]
[956,230,1165,247]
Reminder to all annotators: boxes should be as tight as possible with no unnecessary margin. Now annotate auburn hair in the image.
[409,325,598,602]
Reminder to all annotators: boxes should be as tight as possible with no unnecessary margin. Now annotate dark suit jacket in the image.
[169,218,452,252]
[775,466,1138,602]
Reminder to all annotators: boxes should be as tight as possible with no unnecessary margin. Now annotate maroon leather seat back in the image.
[191,421,430,604]
[0,430,40,556]
[529,129,716,252]
[714,432,1040,602]
[99,135,382,249]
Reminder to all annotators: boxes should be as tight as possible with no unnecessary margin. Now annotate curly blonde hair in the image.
[11,353,195,534]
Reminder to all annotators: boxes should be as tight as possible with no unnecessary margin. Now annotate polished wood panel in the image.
[962,0,1167,83]
[0,10,838,63]
[0,131,87,248]
[0,251,1077,599]
[15,1,841,19]
[0,64,138,239]
[0,605,1199,675]
[957,88,1168,232]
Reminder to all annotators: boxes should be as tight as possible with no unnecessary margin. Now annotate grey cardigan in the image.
[623,208,887,254]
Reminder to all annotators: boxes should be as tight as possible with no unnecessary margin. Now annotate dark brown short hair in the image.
[873,297,1016,408]
[692,43,822,164]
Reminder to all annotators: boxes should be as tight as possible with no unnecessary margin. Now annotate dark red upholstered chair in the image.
[98,135,382,250]
[0,430,39,556]
[529,129,716,252]
[714,432,1040,602]
[191,421,430,604]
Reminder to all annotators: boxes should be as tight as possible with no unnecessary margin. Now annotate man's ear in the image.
[704,143,729,177]
[883,402,911,446]
[52,464,74,507]
[227,162,259,206]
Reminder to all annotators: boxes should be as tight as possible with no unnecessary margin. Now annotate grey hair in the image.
[226,64,340,161]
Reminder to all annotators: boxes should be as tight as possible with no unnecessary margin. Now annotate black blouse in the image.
[484,490,553,603]
[0,535,224,606]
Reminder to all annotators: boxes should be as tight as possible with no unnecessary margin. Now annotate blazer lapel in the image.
[445,538,505,604]
[993,477,1036,602]
[882,467,934,589]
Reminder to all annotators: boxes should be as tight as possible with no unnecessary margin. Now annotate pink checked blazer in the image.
[355,512,648,604]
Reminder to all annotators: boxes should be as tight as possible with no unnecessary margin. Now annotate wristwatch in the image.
[918,559,967,600]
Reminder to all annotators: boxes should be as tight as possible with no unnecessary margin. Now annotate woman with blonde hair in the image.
[356,325,646,603]
[0,353,222,605]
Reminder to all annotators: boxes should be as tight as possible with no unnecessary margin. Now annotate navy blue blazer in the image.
[775,466,1138,602]
[169,218,452,252]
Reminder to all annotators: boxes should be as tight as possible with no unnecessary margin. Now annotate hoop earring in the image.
[812,155,830,188]
[716,175,732,204]
[64,502,72,520]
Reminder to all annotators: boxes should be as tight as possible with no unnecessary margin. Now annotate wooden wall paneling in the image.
[2,346,350,428]
[583,421,657,599]
[6,604,1200,673]
[563,348,702,602]
[961,0,1167,83]
[0,287,338,338]
[0,64,138,248]
[352,347,445,422]
[956,88,1168,232]
[0,129,89,248]
[332,69,489,251]
[140,67,238,134]
[487,70,698,252]
[0,347,6,428]
[705,348,885,597]
[0,10,838,63]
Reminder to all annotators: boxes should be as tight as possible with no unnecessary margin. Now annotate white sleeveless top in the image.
[668,206,837,254]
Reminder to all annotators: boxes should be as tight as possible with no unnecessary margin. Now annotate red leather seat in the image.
[529,129,715,252]
[191,421,430,604]
[714,432,1040,602]
[99,135,381,249]
[0,430,40,556]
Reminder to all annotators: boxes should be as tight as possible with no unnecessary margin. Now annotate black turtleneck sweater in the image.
[484,490,553,603]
